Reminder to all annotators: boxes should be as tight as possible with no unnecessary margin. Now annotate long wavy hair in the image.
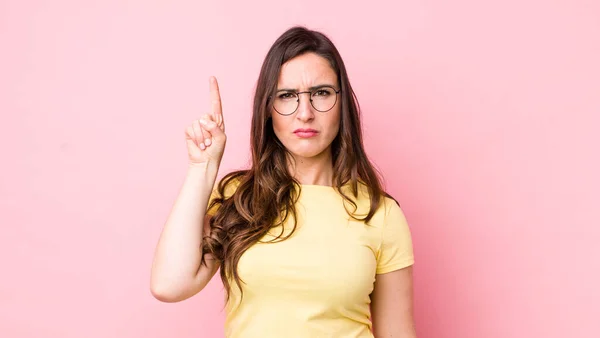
[201,26,393,303]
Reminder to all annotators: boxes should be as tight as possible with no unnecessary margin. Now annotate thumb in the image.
[199,118,225,141]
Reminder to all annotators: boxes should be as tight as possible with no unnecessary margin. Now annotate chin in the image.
[287,144,329,159]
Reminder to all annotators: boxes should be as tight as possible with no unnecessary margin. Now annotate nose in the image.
[296,92,315,122]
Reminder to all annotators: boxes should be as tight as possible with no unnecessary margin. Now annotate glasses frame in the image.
[270,85,342,116]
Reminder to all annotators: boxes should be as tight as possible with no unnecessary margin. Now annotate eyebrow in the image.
[276,84,336,92]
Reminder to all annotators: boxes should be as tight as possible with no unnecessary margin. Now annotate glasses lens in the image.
[311,87,337,112]
[273,91,298,115]
[272,87,338,115]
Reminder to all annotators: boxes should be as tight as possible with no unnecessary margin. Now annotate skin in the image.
[271,52,341,186]
[271,52,417,337]
[371,267,417,337]
[151,77,225,303]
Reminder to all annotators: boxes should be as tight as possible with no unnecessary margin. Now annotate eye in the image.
[278,92,295,99]
[313,88,332,96]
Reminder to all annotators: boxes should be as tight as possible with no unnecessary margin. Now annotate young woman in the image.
[151,26,416,338]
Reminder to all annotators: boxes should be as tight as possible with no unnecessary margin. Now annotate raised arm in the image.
[150,76,227,302]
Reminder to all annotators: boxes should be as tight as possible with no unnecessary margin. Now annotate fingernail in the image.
[199,118,207,125]
[204,138,212,146]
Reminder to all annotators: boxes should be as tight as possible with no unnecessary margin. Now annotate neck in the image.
[287,148,334,186]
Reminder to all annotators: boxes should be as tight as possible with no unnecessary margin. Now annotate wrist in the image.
[188,159,219,170]
[187,160,219,178]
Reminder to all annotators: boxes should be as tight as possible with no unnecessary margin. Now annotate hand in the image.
[185,76,227,166]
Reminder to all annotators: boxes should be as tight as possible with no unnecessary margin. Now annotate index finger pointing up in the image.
[209,76,223,127]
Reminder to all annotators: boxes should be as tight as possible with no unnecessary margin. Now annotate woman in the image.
[151,26,416,337]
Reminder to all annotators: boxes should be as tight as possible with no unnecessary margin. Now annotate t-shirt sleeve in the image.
[205,176,240,217]
[205,186,221,217]
[376,200,415,274]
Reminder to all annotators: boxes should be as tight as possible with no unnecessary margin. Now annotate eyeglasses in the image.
[271,85,342,116]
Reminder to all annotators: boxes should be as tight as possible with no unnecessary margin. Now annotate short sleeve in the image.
[376,201,415,274]
[205,176,241,217]
[205,186,221,217]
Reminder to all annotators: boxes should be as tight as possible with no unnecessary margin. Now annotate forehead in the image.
[277,52,337,90]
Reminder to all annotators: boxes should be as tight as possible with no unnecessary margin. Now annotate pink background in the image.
[1,0,599,337]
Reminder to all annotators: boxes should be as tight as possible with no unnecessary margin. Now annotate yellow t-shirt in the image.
[207,180,414,338]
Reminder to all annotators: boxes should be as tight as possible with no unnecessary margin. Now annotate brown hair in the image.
[201,26,393,303]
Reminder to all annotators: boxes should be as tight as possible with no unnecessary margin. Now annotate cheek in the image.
[326,110,342,137]
[271,115,287,139]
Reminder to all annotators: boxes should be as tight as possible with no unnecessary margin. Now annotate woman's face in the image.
[271,52,341,161]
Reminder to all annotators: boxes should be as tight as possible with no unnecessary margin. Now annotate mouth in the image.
[293,128,319,138]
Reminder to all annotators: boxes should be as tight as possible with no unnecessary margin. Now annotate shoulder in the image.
[207,171,247,216]
[345,181,402,225]
[214,170,247,199]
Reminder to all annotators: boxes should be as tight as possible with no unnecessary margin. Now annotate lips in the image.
[294,128,318,138]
